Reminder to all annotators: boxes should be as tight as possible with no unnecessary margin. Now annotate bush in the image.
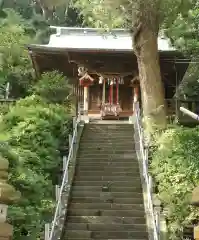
[151,126,199,239]
[0,95,72,239]
[31,71,72,104]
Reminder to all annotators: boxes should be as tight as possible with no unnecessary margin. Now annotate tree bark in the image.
[133,24,167,133]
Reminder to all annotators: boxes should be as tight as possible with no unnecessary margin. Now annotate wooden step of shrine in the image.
[62,123,148,240]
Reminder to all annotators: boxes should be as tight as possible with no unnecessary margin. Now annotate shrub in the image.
[31,71,72,104]
[151,126,199,239]
[0,95,72,239]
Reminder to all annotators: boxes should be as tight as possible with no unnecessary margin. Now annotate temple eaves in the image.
[27,26,176,53]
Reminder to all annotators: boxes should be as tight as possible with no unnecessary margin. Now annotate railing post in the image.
[55,185,60,202]
[145,148,148,170]
[69,134,72,159]
[63,156,67,171]
[45,223,50,240]
[148,175,153,209]
[149,176,153,194]
[69,134,72,149]
[154,206,161,238]
[73,117,76,131]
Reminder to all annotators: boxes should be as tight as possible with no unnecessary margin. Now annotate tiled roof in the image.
[28,26,175,52]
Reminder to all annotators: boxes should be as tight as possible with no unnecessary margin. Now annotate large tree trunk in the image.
[133,23,167,133]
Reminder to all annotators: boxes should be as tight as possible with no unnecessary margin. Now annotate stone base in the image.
[0,223,13,239]
[81,115,89,123]
[129,115,135,124]
[194,225,199,239]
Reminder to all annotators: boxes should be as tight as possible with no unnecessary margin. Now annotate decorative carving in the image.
[78,66,88,77]
[78,65,94,86]
[130,75,140,87]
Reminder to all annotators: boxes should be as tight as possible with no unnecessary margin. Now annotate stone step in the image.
[76,158,138,163]
[79,147,135,151]
[66,216,146,225]
[66,223,146,231]
[70,196,143,205]
[84,129,134,133]
[69,202,144,211]
[76,166,139,172]
[73,180,142,187]
[85,125,134,128]
[81,135,134,139]
[64,230,148,239]
[74,171,140,177]
[77,153,137,157]
[76,162,138,168]
[77,151,136,156]
[76,159,137,164]
[81,136,134,140]
[67,209,145,218]
[74,175,141,182]
[85,123,134,131]
[64,238,147,240]
[80,140,134,144]
[76,160,138,165]
[82,135,134,138]
[72,185,142,193]
[83,131,134,135]
[78,147,135,152]
[79,143,134,147]
[71,191,143,199]
[85,124,134,129]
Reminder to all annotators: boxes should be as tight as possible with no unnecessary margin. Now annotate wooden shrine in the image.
[27,26,189,122]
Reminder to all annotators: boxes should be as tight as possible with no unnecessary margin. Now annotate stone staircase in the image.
[62,123,148,240]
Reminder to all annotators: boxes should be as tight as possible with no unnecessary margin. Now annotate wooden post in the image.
[83,86,88,115]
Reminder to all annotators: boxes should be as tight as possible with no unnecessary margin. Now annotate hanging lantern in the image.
[99,76,104,84]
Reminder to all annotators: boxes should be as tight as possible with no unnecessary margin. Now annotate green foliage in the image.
[151,126,199,239]
[72,0,192,30]
[165,1,199,55]
[0,9,34,98]
[32,71,72,104]
[176,62,199,100]
[0,94,72,239]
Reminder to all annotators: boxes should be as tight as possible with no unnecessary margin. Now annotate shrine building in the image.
[27,26,189,122]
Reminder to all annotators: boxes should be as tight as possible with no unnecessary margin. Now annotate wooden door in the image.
[119,85,133,111]
[89,84,102,111]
